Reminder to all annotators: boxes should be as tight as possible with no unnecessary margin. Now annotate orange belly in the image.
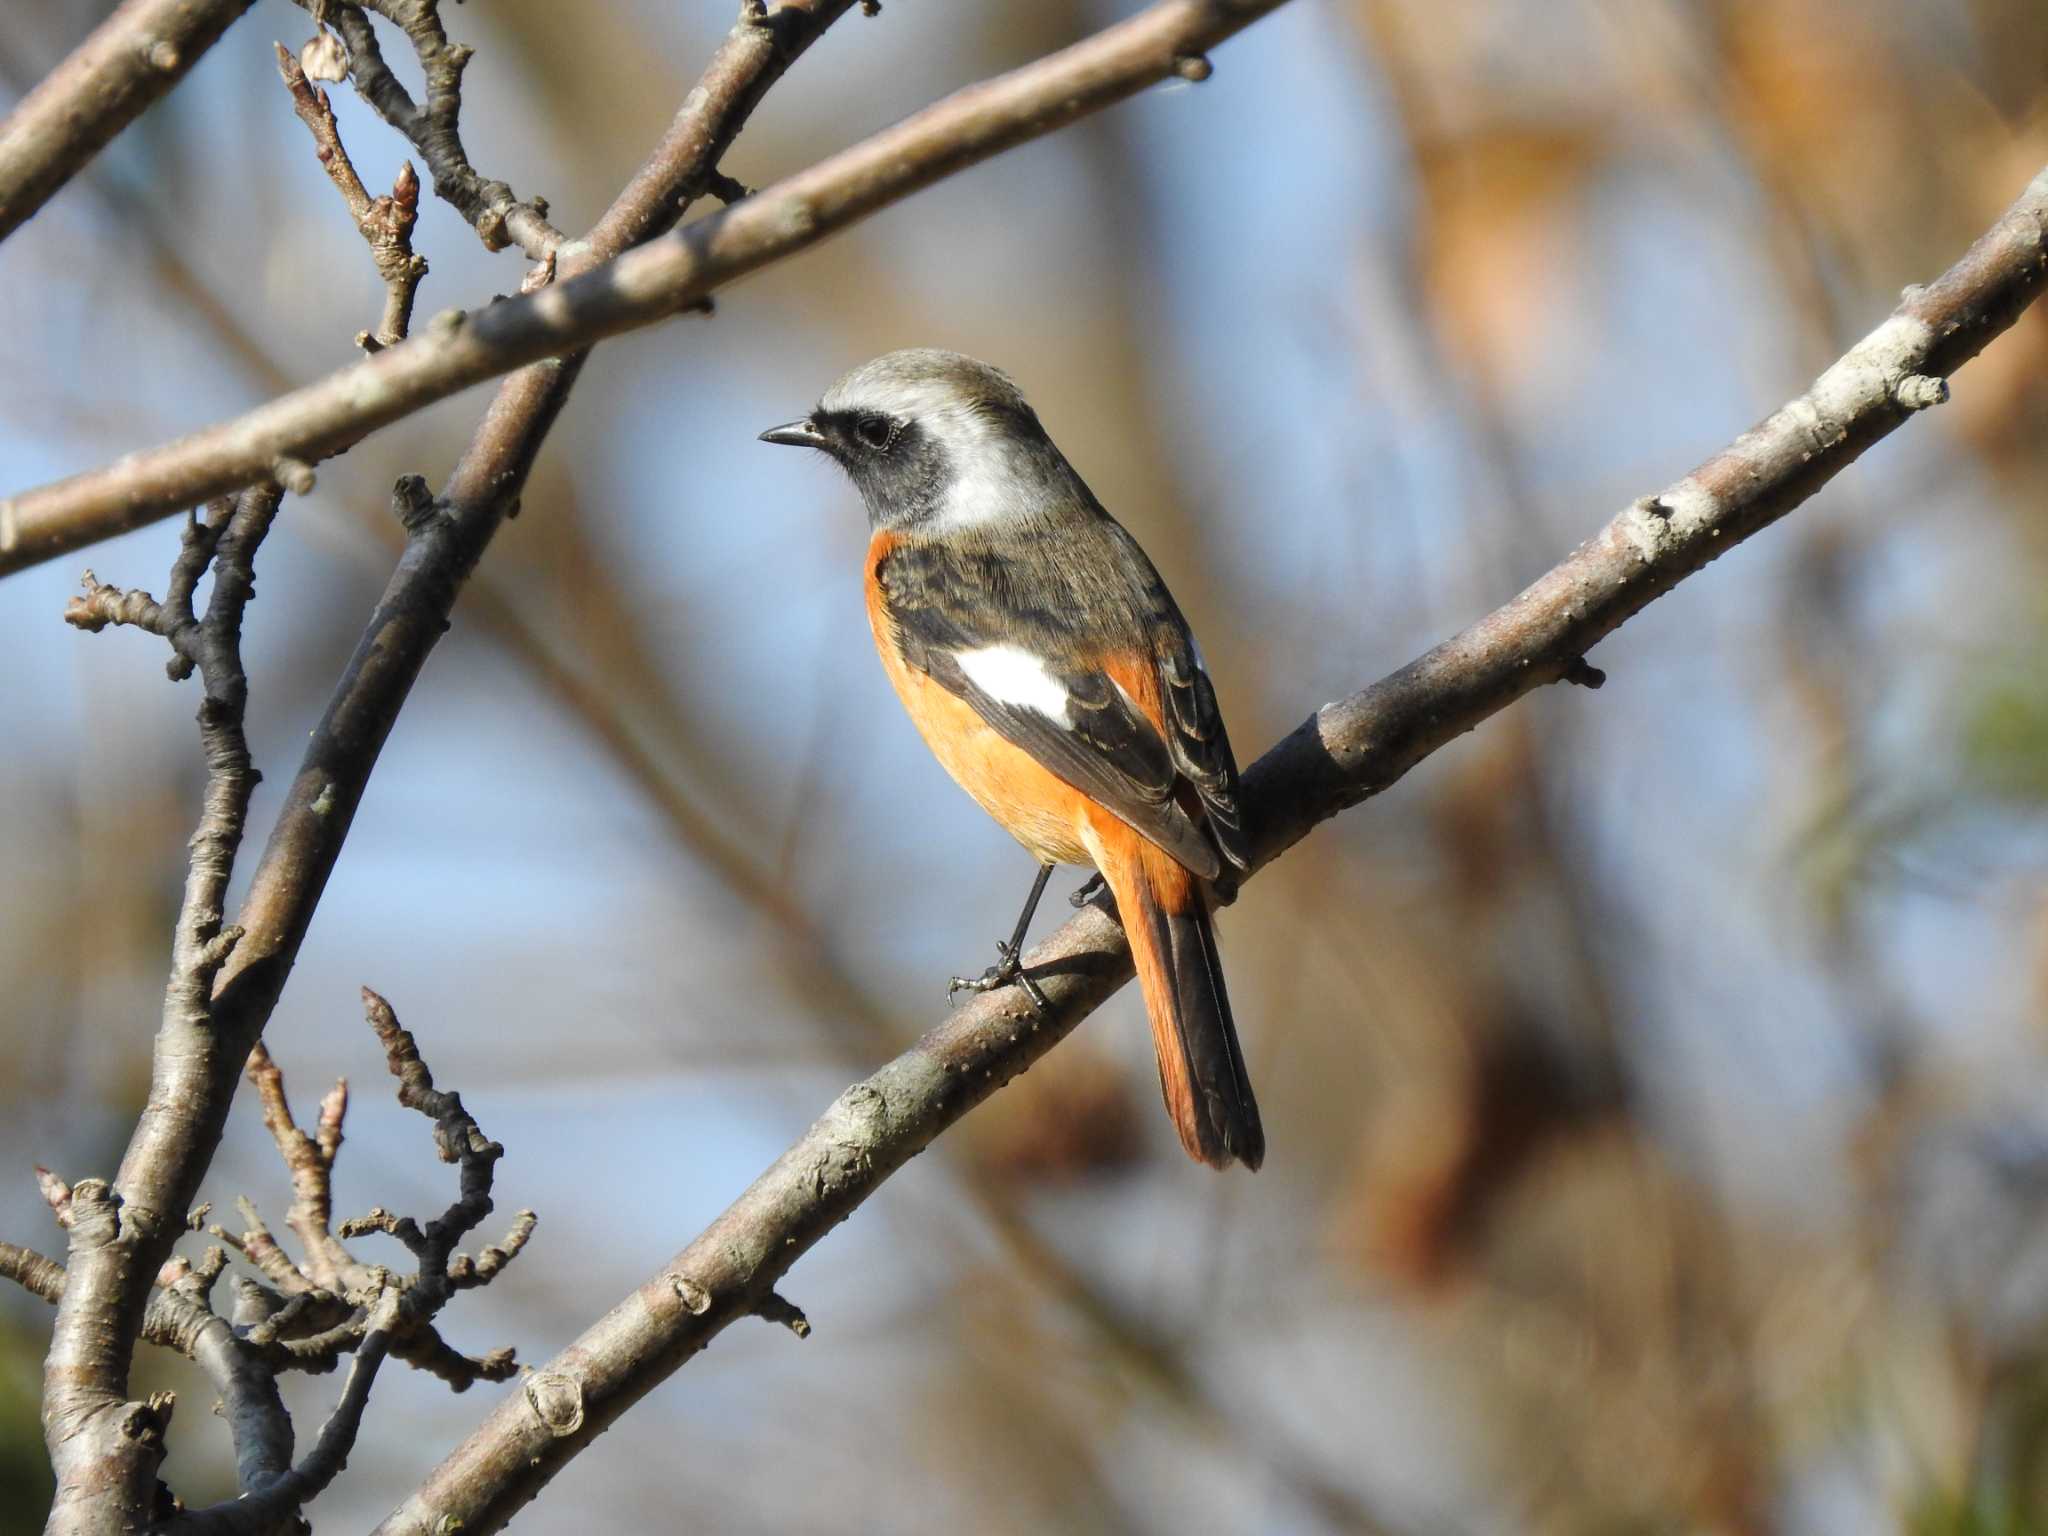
[866,553,1093,867]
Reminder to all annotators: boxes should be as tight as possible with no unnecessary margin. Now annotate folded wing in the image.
[875,536,1246,882]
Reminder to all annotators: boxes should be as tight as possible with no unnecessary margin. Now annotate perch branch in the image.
[0,0,1297,576]
[0,0,257,242]
[374,163,2048,1536]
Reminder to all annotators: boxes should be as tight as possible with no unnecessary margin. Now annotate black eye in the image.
[855,414,895,450]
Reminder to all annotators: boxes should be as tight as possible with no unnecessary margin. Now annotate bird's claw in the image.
[1068,873,1106,909]
[948,940,1049,1014]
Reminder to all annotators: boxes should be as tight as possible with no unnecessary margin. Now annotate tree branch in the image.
[273,43,427,352]
[164,991,524,1534]
[23,8,860,1530]
[297,0,564,260]
[0,0,256,243]
[43,488,276,1535]
[371,162,2048,1536]
[0,0,1295,578]
[11,999,528,1533]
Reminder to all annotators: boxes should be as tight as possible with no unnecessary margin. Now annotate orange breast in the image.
[865,532,1094,867]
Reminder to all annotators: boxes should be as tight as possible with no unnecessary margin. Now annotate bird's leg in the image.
[1068,871,1106,908]
[950,863,1054,1012]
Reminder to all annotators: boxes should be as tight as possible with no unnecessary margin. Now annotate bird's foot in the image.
[949,940,1048,1014]
[1068,872,1106,908]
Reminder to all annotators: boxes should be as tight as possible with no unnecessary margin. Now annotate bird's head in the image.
[759,349,1062,532]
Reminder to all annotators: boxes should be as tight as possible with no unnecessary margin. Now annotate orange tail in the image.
[1087,819,1264,1170]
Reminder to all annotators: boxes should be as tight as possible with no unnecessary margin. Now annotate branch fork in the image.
[9,993,534,1531]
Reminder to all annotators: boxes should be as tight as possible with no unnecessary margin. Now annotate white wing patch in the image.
[954,645,1072,724]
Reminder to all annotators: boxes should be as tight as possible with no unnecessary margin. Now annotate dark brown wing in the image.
[875,536,1226,880]
[1154,632,1249,874]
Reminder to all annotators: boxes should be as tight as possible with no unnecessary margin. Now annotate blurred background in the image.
[4,0,2048,1530]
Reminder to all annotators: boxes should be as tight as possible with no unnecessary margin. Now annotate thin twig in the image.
[245,1041,355,1291]
[274,43,428,351]
[0,0,257,242]
[293,0,563,259]
[0,0,1298,576]
[174,1292,404,1536]
[373,174,2048,1532]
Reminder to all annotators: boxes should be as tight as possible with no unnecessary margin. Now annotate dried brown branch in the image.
[0,0,1296,577]
[273,43,427,351]
[294,0,563,258]
[374,165,2048,1534]
[0,0,257,242]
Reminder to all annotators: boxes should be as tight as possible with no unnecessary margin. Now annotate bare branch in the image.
[360,987,503,1291]
[174,1292,403,1536]
[11,992,530,1530]
[0,0,256,243]
[273,43,428,351]
[19,13,860,1526]
[299,0,563,259]
[43,485,278,1532]
[0,1241,67,1302]
[373,171,2048,1534]
[0,0,1297,577]
[3,1236,294,1497]
[245,1042,355,1291]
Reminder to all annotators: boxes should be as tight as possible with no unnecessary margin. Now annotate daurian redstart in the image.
[762,349,1262,1170]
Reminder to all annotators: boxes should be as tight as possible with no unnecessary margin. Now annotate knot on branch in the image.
[390,474,444,535]
[523,1371,586,1437]
[1894,372,1949,411]
[669,1273,712,1314]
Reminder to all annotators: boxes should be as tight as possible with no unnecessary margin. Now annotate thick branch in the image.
[373,163,2048,1536]
[0,0,256,243]
[0,0,1295,577]
[44,488,276,1535]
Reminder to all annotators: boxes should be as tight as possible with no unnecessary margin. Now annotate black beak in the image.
[758,418,825,449]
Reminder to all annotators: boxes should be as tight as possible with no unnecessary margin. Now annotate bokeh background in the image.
[5,1,2048,1530]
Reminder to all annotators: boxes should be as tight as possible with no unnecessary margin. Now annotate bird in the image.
[760,349,1263,1170]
